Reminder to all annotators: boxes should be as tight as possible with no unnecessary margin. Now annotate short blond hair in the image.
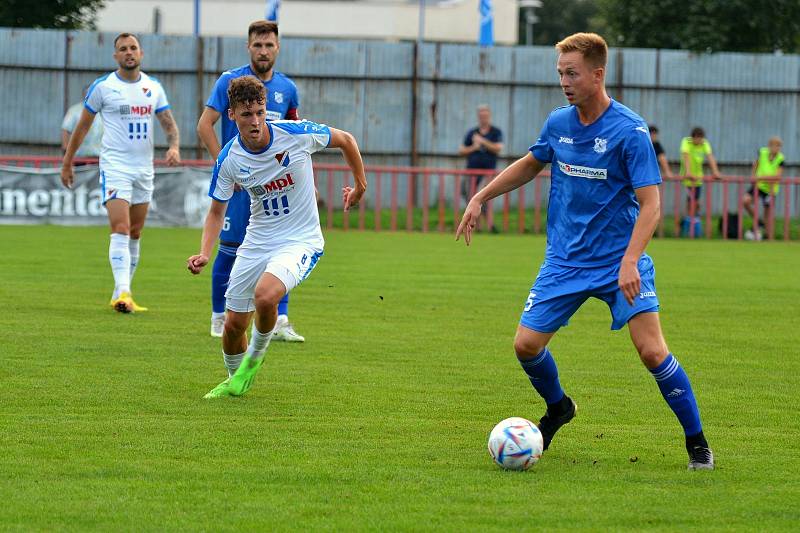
[555,33,608,68]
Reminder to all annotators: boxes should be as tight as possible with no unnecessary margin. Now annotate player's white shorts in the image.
[100,166,154,205]
[225,243,323,313]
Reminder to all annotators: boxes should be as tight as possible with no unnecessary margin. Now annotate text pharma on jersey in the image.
[557,161,608,180]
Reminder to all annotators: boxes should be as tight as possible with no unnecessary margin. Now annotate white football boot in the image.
[272,315,305,342]
[210,316,225,338]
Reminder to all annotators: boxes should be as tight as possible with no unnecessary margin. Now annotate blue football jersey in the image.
[529,99,661,267]
[205,65,300,244]
[206,65,300,145]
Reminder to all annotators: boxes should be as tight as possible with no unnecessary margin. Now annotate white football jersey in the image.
[209,120,330,252]
[84,71,170,171]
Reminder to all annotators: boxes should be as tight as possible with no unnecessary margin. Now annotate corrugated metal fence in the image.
[1,27,799,174]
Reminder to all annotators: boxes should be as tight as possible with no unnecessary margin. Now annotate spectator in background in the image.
[743,136,784,240]
[459,104,503,232]
[679,127,721,235]
[648,125,673,179]
[61,85,104,162]
[680,127,721,212]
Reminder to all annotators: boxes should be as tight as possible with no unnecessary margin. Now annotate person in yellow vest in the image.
[743,136,784,240]
[680,127,721,219]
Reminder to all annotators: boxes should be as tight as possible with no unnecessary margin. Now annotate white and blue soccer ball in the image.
[487,417,544,471]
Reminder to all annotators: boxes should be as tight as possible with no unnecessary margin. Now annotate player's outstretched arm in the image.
[456,153,545,246]
[197,107,222,160]
[60,108,96,188]
[619,184,660,305]
[328,128,367,211]
[157,109,181,166]
[187,199,227,275]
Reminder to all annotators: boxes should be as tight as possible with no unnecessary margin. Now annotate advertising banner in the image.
[0,165,213,228]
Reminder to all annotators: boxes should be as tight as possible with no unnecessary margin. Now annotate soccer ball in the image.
[487,417,544,471]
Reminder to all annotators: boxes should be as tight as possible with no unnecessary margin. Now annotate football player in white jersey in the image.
[61,33,181,313]
[187,76,366,399]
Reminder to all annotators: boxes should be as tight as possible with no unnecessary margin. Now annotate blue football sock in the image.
[649,353,703,436]
[211,247,237,314]
[519,347,565,406]
[277,293,289,316]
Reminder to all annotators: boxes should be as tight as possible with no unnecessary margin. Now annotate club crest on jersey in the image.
[274,91,283,104]
[142,87,152,97]
[274,151,291,168]
[593,137,607,153]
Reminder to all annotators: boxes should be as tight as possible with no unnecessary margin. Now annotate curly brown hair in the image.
[228,76,266,111]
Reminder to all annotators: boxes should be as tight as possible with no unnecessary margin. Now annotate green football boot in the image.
[227,355,265,396]
[203,377,232,399]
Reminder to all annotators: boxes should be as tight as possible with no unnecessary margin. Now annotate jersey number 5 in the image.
[524,292,536,312]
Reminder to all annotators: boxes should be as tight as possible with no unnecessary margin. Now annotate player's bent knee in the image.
[637,344,668,369]
[223,313,249,338]
[513,334,547,360]
[253,288,283,313]
[253,276,286,311]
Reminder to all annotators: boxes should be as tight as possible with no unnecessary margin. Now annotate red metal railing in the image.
[1,156,797,241]
[656,175,800,241]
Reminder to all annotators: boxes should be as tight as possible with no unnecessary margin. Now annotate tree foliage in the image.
[519,0,608,46]
[0,0,106,30]
[599,0,800,53]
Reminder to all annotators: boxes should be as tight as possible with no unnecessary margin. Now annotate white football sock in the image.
[249,324,274,361]
[128,237,140,285]
[223,351,245,377]
[211,311,225,320]
[109,233,131,298]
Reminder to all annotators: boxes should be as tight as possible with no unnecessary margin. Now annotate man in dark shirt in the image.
[459,104,503,231]
[649,125,673,179]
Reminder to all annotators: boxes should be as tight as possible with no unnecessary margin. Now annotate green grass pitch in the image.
[1,225,798,531]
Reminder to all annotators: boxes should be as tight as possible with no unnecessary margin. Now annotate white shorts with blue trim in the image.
[100,166,154,205]
[225,242,323,313]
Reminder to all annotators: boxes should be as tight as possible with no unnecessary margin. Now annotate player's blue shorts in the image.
[520,254,660,333]
[219,188,250,244]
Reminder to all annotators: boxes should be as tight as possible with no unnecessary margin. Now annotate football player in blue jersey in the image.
[456,33,714,470]
[197,20,304,341]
